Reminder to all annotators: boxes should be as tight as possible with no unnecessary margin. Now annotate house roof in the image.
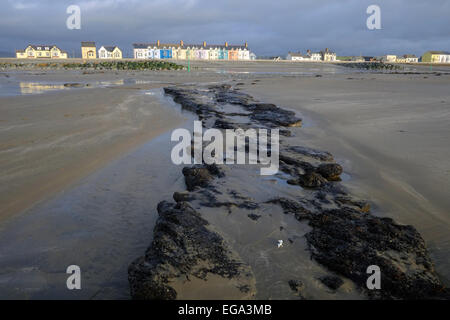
[101,46,120,52]
[133,43,150,49]
[426,51,450,55]
[288,52,308,58]
[133,42,248,50]
[81,42,96,47]
[403,54,417,58]
[27,45,59,51]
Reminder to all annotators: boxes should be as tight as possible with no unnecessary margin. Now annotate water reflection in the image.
[19,82,67,94]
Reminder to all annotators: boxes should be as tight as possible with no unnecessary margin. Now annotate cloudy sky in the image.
[0,0,449,57]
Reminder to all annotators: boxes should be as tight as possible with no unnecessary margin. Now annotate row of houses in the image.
[15,44,450,64]
[15,43,123,60]
[286,49,450,64]
[381,54,419,63]
[379,52,450,63]
[286,48,336,62]
[132,41,252,61]
[16,41,253,61]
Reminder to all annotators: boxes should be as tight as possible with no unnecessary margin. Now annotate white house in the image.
[98,46,122,59]
[438,52,450,63]
[286,52,311,61]
[309,52,322,61]
[403,54,419,63]
[383,54,397,63]
[321,48,337,62]
[133,43,149,59]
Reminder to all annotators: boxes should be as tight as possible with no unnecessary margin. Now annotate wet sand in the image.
[0,82,185,220]
[243,73,450,284]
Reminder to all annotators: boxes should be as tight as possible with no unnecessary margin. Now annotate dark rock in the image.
[334,196,371,213]
[246,103,302,127]
[297,172,328,188]
[214,118,238,129]
[248,213,261,221]
[266,198,311,220]
[64,82,85,87]
[288,146,334,161]
[316,163,343,181]
[319,275,344,290]
[288,279,304,293]
[173,191,195,202]
[279,129,292,137]
[182,164,224,191]
[128,201,256,300]
[305,207,447,299]
[182,166,213,191]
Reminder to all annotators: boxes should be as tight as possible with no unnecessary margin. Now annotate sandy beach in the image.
[0,77,186,220]
[243,72,450,283]
[0,61,449,299]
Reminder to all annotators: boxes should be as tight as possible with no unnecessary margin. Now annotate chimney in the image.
[326,48,329,53]
[180,40,184,47]
[203,41,206,47]
[157,40,160,47]
[245,41,248,48]
[225,42,228,47]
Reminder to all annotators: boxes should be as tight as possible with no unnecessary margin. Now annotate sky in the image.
[0,0,449,57]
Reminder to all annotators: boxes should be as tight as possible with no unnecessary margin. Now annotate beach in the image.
[0,61,449,299]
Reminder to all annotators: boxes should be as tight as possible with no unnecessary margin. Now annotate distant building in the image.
[363,56,376,62]
[382,55,397,63]
[421,51,450,63]
[320,48,336,62]
[16,45,68,59]
[133,43,149,59]
[81,42,97,59]
[351,56,364,62]
[402,54,419,63]
[286,52,310,61]
[309,52,322,61]
[98,46,122,59]
[249,52,257,60]
[132,41,250,61]
[396,54,419,63]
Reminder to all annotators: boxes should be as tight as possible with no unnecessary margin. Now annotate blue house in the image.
[160,49,172,59]
[218,48,228,60]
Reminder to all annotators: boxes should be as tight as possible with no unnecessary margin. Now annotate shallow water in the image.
[0,127,188,299]
[0,75,145,96]
[0,88,195,299]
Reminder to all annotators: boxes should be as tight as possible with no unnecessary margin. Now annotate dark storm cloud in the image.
[0,0,449,57]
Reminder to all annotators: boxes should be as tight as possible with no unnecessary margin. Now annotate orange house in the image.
[228,48,239,60]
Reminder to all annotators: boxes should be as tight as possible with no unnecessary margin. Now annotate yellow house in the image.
[421,51,450,63]
[81,42,97,59]
[16,45,68,59]
[98,46,123,59]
